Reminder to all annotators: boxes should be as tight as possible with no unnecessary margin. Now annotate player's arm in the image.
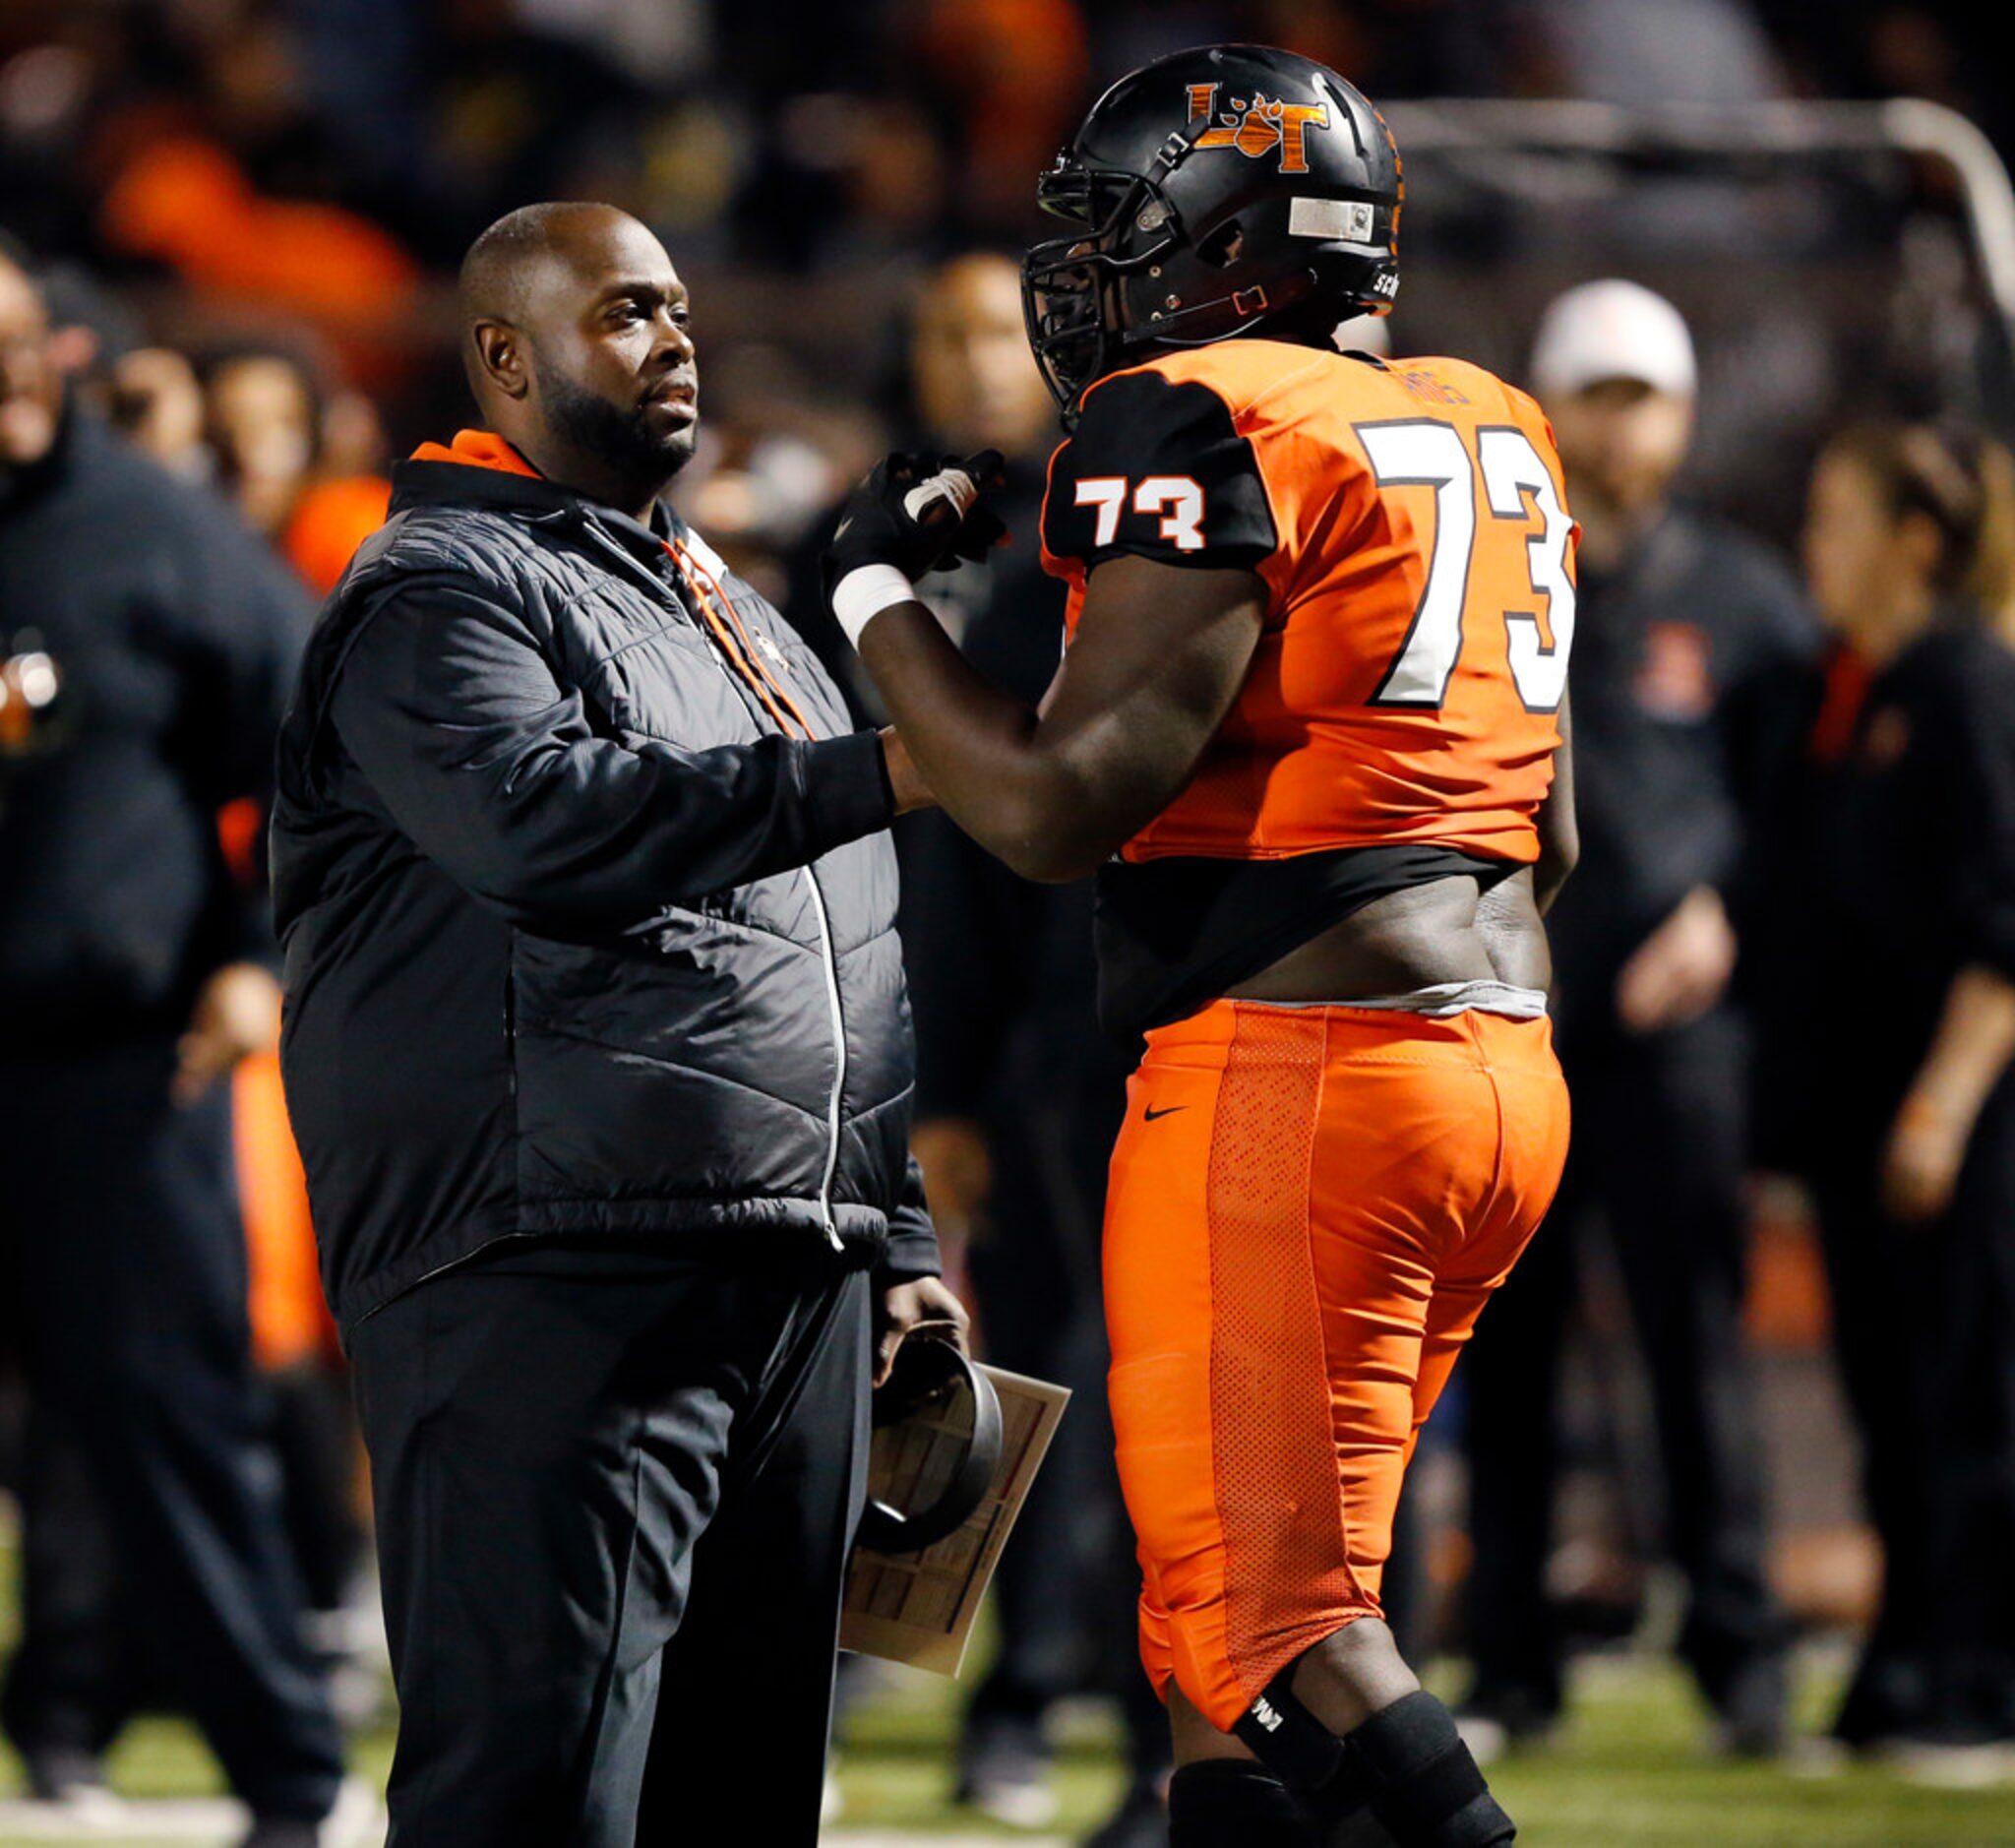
[1883,965,2015,1223]
[828,376,1276,881]
[856,557,1266,882]
[1534,689,1577,914]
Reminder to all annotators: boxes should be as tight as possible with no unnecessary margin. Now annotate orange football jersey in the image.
[1039,339,1577,865]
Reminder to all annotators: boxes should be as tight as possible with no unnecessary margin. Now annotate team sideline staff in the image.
[270,203,962,1846]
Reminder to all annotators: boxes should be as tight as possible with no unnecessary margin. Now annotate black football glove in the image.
[824,450,1008,599]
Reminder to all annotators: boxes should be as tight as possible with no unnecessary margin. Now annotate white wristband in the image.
[831,564,918,647]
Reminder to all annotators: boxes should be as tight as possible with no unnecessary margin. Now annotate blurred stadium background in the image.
[5,0,2015,1843]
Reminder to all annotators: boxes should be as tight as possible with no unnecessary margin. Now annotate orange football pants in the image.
[1103,999,1570,1732]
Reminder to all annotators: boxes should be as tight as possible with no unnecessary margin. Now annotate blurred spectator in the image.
[199,337,384,1670]
[205,346,322,537]
[199,342,392,594]
[108,346,210,478]
[201,339,383,1683]
[1781,418,2015,1762]
[1459,280,1815,1757]
[0,238,355,1845]
[832,253,1171,1845]
[26,259,214,481]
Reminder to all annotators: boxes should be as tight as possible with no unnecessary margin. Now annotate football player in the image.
[824,45,1575,1848]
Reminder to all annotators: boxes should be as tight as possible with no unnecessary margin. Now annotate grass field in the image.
[7,1648,2015,1845]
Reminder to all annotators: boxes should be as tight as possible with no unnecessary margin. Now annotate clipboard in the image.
[840,1363,1070,1676]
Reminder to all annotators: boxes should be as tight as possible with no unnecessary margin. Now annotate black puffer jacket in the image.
[271,447,935,1333]
[0,407,309,1045]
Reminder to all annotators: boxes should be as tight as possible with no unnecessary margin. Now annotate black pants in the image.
[1462,1006,1780,1713]
[1,1399,149,1757]
[0,1041,343,1819]
[1813,1072,2015,1743]
[348,1240,872,1847]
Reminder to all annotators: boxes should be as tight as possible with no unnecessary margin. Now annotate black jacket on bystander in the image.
[271,452,937,1334]
[0,405,308,1044]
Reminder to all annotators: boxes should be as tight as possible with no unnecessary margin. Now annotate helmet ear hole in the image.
[1196,218,1246,269]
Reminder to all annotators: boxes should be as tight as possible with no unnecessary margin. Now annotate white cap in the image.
[1529,278,1697,400]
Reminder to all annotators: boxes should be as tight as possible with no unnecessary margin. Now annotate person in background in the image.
[109,347,212,478]
[200,345,395,596]
[205,344,389,1694]
[1786,419,2015,1767]
[0,240,364,1845]
[201,337,392,1714]
[1459,280,1813,1757]
[206,347,324,539]
[855,251,1171,1845]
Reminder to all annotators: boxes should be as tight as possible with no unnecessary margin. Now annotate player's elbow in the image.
[985,772,1116,884]
[1535,826,1578,914]
[990,815,1105,884]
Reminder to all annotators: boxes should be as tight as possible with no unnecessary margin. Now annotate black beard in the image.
[536,354,695,487]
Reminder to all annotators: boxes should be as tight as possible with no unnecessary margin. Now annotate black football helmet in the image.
[1022,43,1402,419]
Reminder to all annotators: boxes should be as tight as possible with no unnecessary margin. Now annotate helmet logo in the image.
[1185,84,1329,174]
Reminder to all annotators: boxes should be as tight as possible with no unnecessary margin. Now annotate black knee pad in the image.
[1345,1692,1514,1846]
[1169,1759,1321,1847]
[1232,1676,1512,1847]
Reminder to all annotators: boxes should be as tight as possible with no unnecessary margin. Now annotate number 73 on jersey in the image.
[1357,419,1576,714]
[1074,419,1575,714]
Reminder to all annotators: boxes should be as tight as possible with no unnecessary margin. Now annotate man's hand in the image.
[1615,886,1737,1035]
[1882,1092,1972,1225]
[879,726,937,816]
[874,1275,970,1388]
[174,961,282,1104]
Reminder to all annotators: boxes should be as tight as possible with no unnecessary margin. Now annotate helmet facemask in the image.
[1021,153,1186,420]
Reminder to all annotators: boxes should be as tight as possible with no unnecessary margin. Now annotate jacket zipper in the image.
[576,515,847,1251]
[801,863,848,1250]
[502,962,517,1092]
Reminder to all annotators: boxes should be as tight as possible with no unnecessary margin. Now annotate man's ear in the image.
[471,320,529,400]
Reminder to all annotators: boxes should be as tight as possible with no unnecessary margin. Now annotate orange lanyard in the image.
[662,538,817,742]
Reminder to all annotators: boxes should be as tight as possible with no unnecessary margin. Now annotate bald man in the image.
[271,204,963,1844]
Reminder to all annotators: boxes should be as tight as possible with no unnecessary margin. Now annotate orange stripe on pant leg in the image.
[1204,1008,1366,1720]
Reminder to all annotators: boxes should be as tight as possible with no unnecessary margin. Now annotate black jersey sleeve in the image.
[1042,368,1278,574]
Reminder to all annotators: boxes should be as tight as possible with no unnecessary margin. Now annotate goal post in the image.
[1374,97,2015,539]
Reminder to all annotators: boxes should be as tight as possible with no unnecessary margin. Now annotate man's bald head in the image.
[459,204,602,332]
[458,203,642,389]
[453,203,701,519]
